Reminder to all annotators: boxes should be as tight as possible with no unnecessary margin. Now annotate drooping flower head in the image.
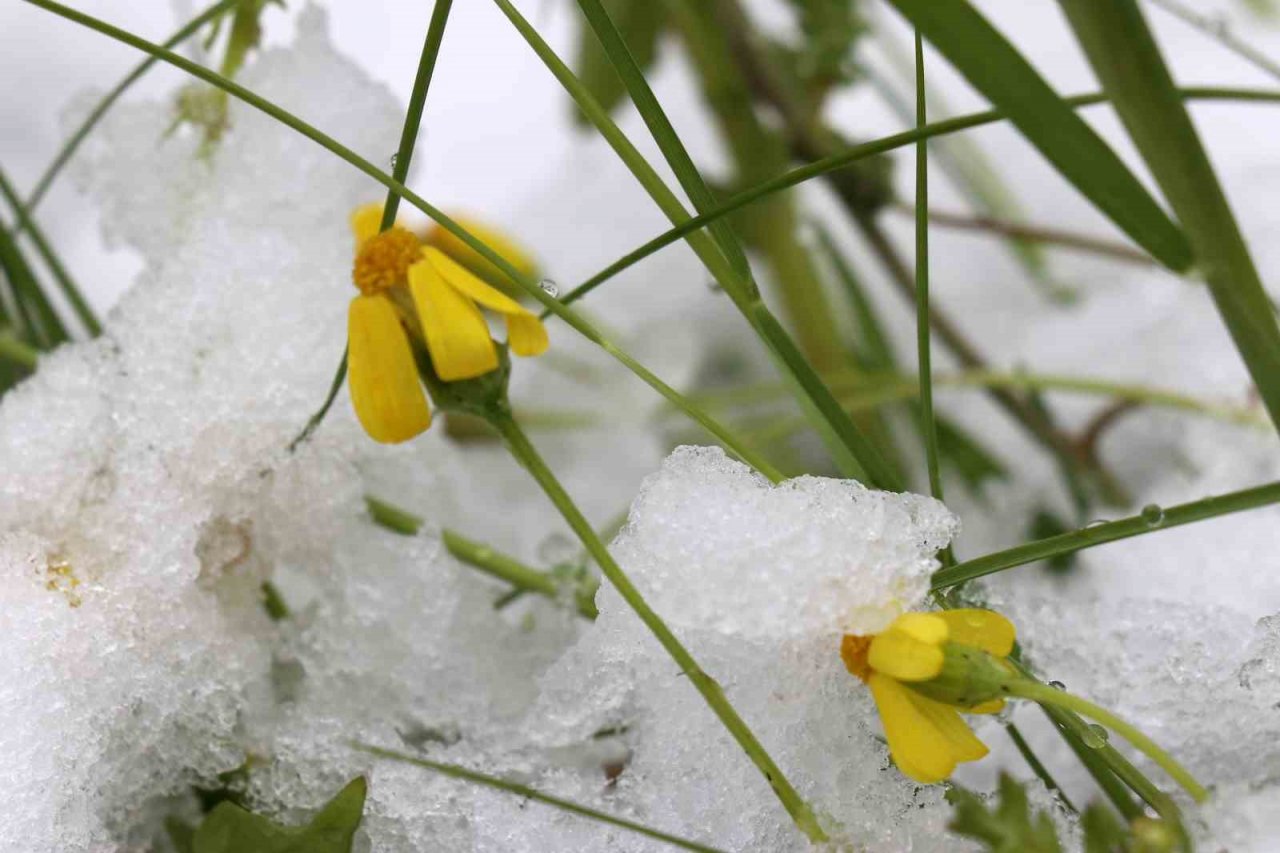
[345,204,549,444]
[841,609,1017,783]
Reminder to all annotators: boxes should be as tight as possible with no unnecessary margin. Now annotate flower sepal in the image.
[908,643,1019,710]
[411,337,513,423]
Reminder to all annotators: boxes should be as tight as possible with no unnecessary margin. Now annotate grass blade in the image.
[912,32,943,504]
[1059,0,1280,434]
[932,480,1280,588]
[358,745,727,853]
[885,0,1194,272]
[573,0,666,124]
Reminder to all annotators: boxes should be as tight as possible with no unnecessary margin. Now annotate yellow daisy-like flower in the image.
[841,609,1016,784]
[346,204,550,444]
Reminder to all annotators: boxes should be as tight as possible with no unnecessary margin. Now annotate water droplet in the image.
[1084,519,1110,529]
[389,152,400,169]
[1141,503,1165,527]
[1049,680,1066,691]
[1082,724,1110,749]
[538,278,560,298]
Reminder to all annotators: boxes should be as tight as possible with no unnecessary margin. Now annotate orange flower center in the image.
[840,634,873,683]
[353,227,422,295]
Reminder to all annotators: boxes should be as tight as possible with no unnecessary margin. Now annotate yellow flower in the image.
[346,204,550,444]
[841,609,1016,784]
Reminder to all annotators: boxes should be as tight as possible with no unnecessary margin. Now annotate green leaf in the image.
[573,0,665,123]
[1081,801,1128,853]
[191,776,366,853]
[1058,0,1280,436]
[883,0,1192,273]
[947,774,1063,853]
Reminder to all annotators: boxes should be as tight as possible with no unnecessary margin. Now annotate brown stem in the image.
[892,202,1155,266]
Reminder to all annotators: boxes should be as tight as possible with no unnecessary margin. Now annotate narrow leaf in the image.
[883,0,1193,272]
[193,776,366,853]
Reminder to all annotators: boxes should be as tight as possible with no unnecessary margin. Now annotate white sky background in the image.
[2,0,1280,324]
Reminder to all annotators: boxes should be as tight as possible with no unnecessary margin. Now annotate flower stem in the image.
[357,743,728,853]
[490,409,827,843]
[1008,680,1208,802]
[442,528,598,620]
[933,479,1280,588]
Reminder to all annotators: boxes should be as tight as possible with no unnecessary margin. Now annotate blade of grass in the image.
[932,479,1280,588]
[0,219,66,348]
[0,328,39,371]
[576,0,751,282]
[0,167,99,336]
[24,0,247,216]
[884,0,1192,273]
[22,0,779,482]
[496,0,898,488]
[293,0,453,447]
[558,87,1280,310]
[912,32,944,505]
[357,745,728,853]
[1059,0,1280,434]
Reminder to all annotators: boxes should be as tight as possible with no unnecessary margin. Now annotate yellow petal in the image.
[425,248,549,357]
[891,612,950,646]
[868,673,957,784]
[424,216,538,283]
[504,312,549,357]
[408,257,500,382]
[908,691,989,763]
[350,203,384,250]
[936,609,1016,657]
[347,295,431,444]
[869,629,945,682]
[968,698,1006,715]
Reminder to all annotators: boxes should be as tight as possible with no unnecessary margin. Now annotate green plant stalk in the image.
[494,0,898,489]
[381,0,452,229]
[574,0,750,282]
[0,330,39,370]
[0,166,99,336]
[1004,722,1077,814]
[24,1,766,476]
[1059,0,1280,436]
[357,744,728,853]
[442,528,599,619]
[933,479,1280,587]
[295,0,453,447]
[1038,700,1144,820]
[23,0,247,217]
[490,409,827,843]
[364,495,599,618]
[558,87,1280,310]
[1009,681,1207,802]
[912,33,943,505]
[0,220,65,348]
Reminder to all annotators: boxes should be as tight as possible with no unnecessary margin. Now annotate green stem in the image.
[0,166,100,336]
[933,479,1280,588]
[357,744,728,853]
[0,219,65,348]
[381,0,452,229]
[493,0,896,488]
[1008,680,1208,802]
[0,331,39,370]
[1038,700,1144,819]
[913,32,943,505]
[22,0,247,217]
[1004,722,1077,814]
[364,494,424,535]
[491,409,827,843]
[557,87,1280,309]
[23,0,760,474]
[442,528,599,619]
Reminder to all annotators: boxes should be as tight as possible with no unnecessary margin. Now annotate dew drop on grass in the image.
[389,152,399,169]
[1082,724,1110,749]
[1141,503,1166,528]
[1084,519,1110,529]
[538,279,560,298]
